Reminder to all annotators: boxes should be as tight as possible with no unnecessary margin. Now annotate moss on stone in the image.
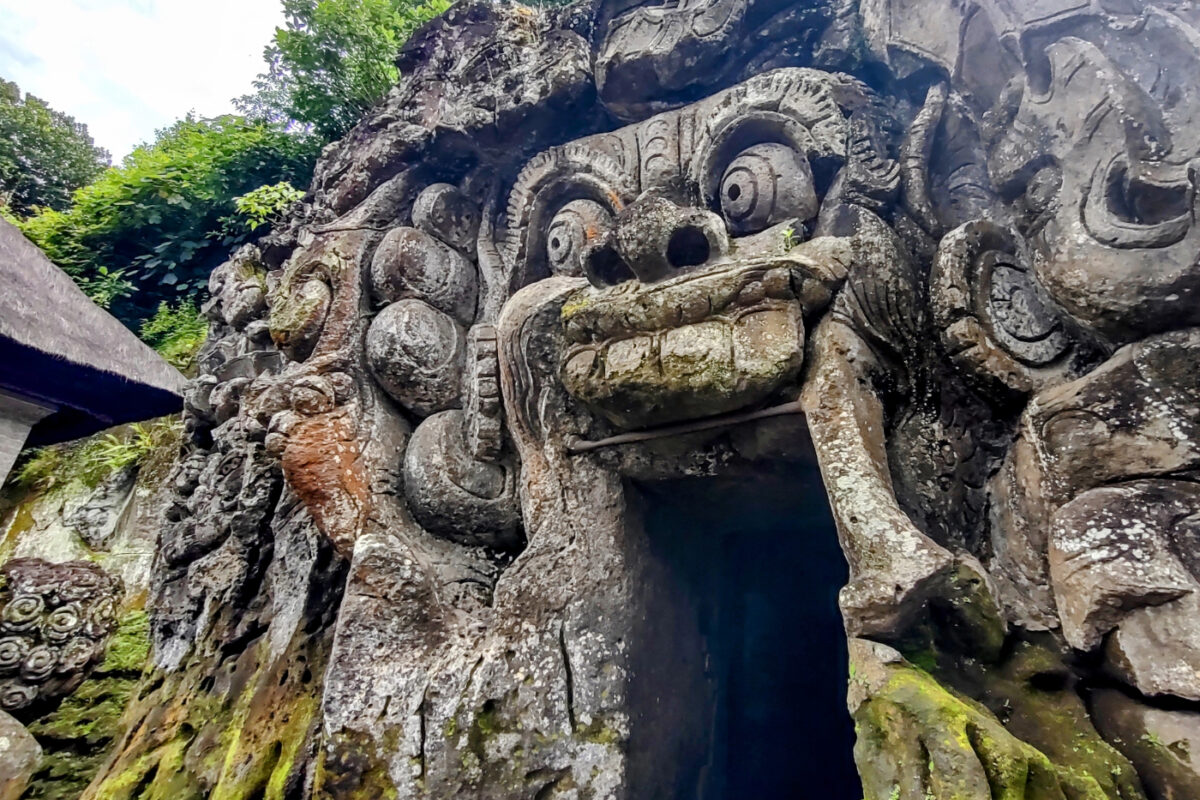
[853,646,1145,800]
[22,610,153,800]
[576,718,620,745]
[317,730,400,800]
[84,623,332,800]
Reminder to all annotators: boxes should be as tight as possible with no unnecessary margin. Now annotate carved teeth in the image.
[561,305,806,429]
[661,321,733,387]
[561,262,811,343]
[604,336,656,381]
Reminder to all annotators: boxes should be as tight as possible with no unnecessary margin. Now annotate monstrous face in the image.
[989,26,1200,343]
[505,69,854,429]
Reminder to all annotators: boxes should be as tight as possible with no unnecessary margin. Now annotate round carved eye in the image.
[719,143,818,235]
[546,199,614,276]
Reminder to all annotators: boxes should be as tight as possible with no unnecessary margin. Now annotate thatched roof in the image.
[0,218,186,445]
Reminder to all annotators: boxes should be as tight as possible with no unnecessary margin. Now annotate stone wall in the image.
[35,0,1200,797]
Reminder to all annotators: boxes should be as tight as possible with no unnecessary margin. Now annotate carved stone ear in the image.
[403,409,523,550]
[931,220,1090,398]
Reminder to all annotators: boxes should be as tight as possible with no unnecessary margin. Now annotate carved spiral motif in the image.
[0,681,37,711]
[57,569,103,603]
[0,637,30,674]
[20,645,57,683]
[2,595,44,633]
[983,252,1069,366]
[43,603,84,643]
[932,220,1090,398]
[0,559,123,708]
[57,637,97,673]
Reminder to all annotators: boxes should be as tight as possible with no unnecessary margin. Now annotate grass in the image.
[10,418,182,495]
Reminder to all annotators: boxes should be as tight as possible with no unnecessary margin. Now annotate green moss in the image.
[317,730,400,800]
[575,718,620,746]
[854,650,1143,800]
[101,612,151,673]
[0,498,34,562]
[560,293,592,319]
[24,611,153,800]
[86,622,332,800]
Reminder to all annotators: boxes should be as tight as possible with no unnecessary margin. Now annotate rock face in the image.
[0,708,40,800]
[83,0,1200,798]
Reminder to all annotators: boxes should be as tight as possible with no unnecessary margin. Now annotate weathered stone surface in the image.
[1092,688,1200,800]
[63,467,137,551]
[403,410,522,549]
[78,0,1200,797]
[366,298,465,416]
[0,708,39,800]
[0,559,122,714]
[369,226,478,325]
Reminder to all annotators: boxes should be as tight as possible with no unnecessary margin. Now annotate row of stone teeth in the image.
[562,304,804,392]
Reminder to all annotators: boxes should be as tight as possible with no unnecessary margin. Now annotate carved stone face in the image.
[989,28,1200,342]
[506,69,851,429]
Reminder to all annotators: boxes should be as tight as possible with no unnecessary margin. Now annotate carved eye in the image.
[719,143,818,235]
[1083,156,1195,248]
[1104,160,1191,226]
[546,199,614,277]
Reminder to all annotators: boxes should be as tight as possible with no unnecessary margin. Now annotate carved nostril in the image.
[585,244,636,288]
[666,226,711,269]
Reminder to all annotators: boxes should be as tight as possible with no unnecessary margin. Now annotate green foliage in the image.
[78,266,135,310]
[18,115,319,326]
[0,78,110,216]
[232,180,304,230]
[238,0,451,140]
[781,226,801,251]
[11,419,181,495]
[140,300,208,372]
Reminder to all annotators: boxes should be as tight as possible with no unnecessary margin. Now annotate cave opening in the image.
[629,464,860,799]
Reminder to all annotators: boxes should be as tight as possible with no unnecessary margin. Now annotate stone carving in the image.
[0,559,122,713]
[88,0,1200,798]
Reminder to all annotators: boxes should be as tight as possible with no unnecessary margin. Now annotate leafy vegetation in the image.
[18,116,320,326]
[12,420,181,495]
[76,267,135,310]
[140,301,209,372]
[238,0,451,140]
[0,79,110,217]
[8,0,454,337]
[231,179,305,230]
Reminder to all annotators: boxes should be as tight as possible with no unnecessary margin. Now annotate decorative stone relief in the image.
[0,559,122,713]
[86,1,1200,798]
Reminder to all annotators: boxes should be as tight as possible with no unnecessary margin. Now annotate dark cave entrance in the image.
[629,464,860,799]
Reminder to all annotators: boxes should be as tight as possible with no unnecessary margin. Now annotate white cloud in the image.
[0,0,285,161]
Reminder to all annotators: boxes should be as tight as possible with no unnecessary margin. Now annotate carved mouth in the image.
[559,260,826,430]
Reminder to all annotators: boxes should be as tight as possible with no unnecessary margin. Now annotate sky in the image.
[0,0,286,162]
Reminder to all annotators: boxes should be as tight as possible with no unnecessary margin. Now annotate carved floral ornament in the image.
[107,0,1200,797]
